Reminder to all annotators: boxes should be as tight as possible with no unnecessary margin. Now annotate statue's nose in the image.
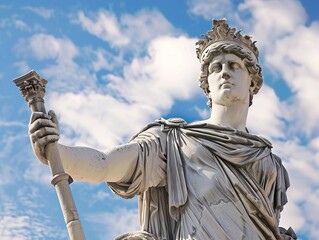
[222,72,230,80]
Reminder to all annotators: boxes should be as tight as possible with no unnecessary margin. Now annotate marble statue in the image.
[28,19,297,240]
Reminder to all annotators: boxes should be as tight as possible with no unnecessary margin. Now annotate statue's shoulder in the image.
[155,117,188,131]
[130,117,188,141]
[129,117,186,141]
[270,152,284,165]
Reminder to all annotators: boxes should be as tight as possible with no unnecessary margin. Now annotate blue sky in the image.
[1,0,319,239]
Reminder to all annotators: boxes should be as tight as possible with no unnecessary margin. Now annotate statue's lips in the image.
[220,82,234,88]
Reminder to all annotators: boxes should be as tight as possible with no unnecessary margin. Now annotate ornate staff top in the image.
[13,70,47,105]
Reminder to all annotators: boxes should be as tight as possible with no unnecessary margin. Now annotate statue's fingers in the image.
[37,135,60,149]
[29,112,49,125]
[33,141,47,163]
[34,141,43,155]
[29,119,56,134]
[30,132,37,143]
[48,110,60,131]
[33,127,60,140]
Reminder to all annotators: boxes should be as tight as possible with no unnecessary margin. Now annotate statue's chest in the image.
[182,148,238,204]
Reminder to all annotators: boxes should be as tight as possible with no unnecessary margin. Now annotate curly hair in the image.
[199,43,263,108]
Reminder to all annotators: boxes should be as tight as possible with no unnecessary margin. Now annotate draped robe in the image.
[108,118,293,240]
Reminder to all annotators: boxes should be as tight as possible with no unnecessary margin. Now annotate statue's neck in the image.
[207,103,249,132]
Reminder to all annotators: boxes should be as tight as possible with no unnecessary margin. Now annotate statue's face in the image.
[207,53,252,107]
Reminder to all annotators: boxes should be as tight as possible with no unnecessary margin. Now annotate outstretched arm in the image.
[29,111,138,183]
[57,143,138,183]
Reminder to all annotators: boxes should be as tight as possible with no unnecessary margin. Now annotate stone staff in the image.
[13,70,86,240]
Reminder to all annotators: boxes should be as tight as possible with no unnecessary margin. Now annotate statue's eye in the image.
[209,63,222,73]
[230,62,241,70]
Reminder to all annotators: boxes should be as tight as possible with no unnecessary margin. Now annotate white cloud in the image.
[24,158,52,184]
[89,190,111,206]
[48,91,159,148]
[14,19,30,32]
[0,193,66,240]
[275,139,319,238]
[0,215,31,240]
[86,208,140,240]
[265,22,319,137]
[92,190,110,202]
[19,34,97,92]
[0,18,30,32]
[194,106,210,119]
[239,0,307,48]
[120,9,178,49]
[187,0,233,20]
[0,16,44,32]
[247,85,286,139]
[23,6,55,19]
[76,10,129,47]
[74,9,178,51]
[0,134,23,159]
[27,34,78,62]
[47,36,200,148]
[106,36,199,109]
[90,47,121,72]
[14,61,31,74]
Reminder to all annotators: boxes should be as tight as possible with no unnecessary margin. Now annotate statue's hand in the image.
[28,110,60,164]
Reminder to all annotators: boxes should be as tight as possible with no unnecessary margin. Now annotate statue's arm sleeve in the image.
[271,155,297,240]
[108,125,167,198]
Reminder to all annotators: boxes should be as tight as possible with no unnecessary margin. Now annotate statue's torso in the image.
[109,120,289,240]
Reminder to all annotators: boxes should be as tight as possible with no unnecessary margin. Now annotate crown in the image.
[196,19,259,61]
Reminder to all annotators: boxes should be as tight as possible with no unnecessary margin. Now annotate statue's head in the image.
[196,19,263,108]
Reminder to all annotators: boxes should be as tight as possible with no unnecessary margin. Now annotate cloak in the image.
[108,118,294,240]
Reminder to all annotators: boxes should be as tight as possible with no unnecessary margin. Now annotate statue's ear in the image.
[249,78,256,94]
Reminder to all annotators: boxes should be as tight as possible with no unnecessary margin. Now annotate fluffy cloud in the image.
[76,10,129,47]
[27,34,78,62]
[0,190,66,240]
[194,106,210,119]
[48,91,159,148]
[239,0,307,48]
[0,133,24,186]
[265,22,319,137]
[247,85,286,139]
[273,139,319,238]
[74,9,178,51]
[48,35,199,148]
[187,0,233,20]
[106,36,200,109]
[89,47,121,72]
[19,33,97,92]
